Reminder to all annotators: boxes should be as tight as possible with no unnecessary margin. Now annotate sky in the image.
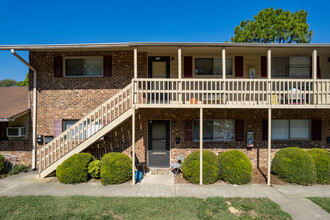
[0,0,329,81]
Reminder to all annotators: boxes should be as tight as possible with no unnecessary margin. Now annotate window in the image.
[272,57,310,78]
[63,120,78,131]
[272,119,310,140]
[65,57,103,76]
[195,58,232,76]
[193,119,234,141]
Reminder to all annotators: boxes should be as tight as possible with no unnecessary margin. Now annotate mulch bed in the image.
[174,168,292,185]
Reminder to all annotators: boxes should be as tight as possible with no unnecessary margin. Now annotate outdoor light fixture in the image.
[172,121,176,126]
[171,57,175,62]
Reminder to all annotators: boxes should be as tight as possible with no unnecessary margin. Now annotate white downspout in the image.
[11,49,37,170]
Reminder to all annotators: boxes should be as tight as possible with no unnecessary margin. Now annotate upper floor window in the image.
[272,57,310,78]
[195,58,232,76]
[65,57,103,77]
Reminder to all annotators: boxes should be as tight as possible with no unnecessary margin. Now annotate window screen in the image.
[195,58,232,76]
[290,119,310,139]
[66,58,103,76]
[193,119,234,141]
[272,120,289,140]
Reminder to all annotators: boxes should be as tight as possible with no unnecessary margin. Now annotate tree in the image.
[231,8,313,43]
[0,79,17,87]
[16,73,29,86]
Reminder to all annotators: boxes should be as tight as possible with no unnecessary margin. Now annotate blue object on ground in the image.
[135,170,143,183]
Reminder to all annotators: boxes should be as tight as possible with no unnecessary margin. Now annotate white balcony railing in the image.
[134,78,330,107]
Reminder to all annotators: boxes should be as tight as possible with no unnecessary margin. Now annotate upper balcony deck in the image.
[133,78,330,109]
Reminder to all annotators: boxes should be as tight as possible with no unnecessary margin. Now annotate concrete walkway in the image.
[0,172,329,220]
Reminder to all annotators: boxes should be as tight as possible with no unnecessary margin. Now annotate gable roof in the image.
[0,87,29,119]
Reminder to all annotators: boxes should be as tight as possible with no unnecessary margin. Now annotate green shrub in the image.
[217,150,252,184]
[271,147,316,185]
[88,160,101,179]
[182,150,218,184]
[0,154,4,174]
[100,153,132,185]
[308,149,330,184]
[9,165,30,174]
[56,153,93,184]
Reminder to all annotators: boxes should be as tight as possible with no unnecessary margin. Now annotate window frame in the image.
[62,119,79,132]
[271,56,311,79]
[193,56,233,78]
[192,119,235,141]
[63,56,104,77]
[271,119,311,141]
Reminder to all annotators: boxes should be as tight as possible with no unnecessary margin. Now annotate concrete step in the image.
[149,168,171,175]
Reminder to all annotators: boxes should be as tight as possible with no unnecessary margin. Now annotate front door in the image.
[148,57,170,103]
[148,120,170,168]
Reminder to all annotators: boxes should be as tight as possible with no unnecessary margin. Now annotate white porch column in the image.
[267,49,271,79]
[267,108,272,186]
[133,48,138,104]
[178,47,182,103]
[134,47,138,79]
[178,47,182,79]
[199,108,203,185]
[222,48,226,79]
[312,49,317,80]
[132,107,136,185]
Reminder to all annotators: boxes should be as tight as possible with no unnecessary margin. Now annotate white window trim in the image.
[63,56,104,77]
[192,119,235,142]
[193,56,234,78]
[271,119,311,141]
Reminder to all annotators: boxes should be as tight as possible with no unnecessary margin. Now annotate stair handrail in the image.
[38,82,133,172]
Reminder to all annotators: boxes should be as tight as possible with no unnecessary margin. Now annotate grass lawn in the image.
[308,197,330,213]
[0,196,291,220]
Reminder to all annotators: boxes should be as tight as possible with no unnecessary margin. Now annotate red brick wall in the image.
[0,141,32,165]
[86,108,330,168]
[29,50,330,168]
[29,50,147,152]
[0,113,32,166]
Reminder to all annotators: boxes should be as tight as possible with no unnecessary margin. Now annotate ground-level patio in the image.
[1,172,329,220]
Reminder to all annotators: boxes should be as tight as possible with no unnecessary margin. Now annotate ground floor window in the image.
[272,119,310,140]
[193,119,235,141]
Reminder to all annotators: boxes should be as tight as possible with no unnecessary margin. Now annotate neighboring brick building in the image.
[0,86,31,165]
[1,42,329,180]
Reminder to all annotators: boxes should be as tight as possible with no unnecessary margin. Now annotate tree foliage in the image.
[231,8,313,43]
[16,73,29,86]
[0,79,17,87]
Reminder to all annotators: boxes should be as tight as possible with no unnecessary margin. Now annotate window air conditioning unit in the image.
[6,127,25,137]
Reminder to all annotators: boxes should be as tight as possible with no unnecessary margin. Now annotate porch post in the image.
[222,48,226,79]
[132,107,136,185]
[133,47,138,104]
[312,49,317,80]
[267,108,272,186]
[267,49,271,80]
[178,47,182,79]
[199,108,203,185]
[134,47,138,79]
[178,47,182,104]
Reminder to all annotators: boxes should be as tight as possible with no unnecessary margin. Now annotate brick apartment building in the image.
[1,42,329,183]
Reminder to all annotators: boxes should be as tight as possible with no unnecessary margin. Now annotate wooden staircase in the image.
[38,83,133,178]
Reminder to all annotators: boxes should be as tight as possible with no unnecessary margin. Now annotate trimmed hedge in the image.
[308,149,330,184]
[271,147,316,185]
[218,150,252,184]
[56,153,93,184]
[88,160,101,179]
[182,150,218,184]
[100,153,132,185]
[0,154,4,174]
